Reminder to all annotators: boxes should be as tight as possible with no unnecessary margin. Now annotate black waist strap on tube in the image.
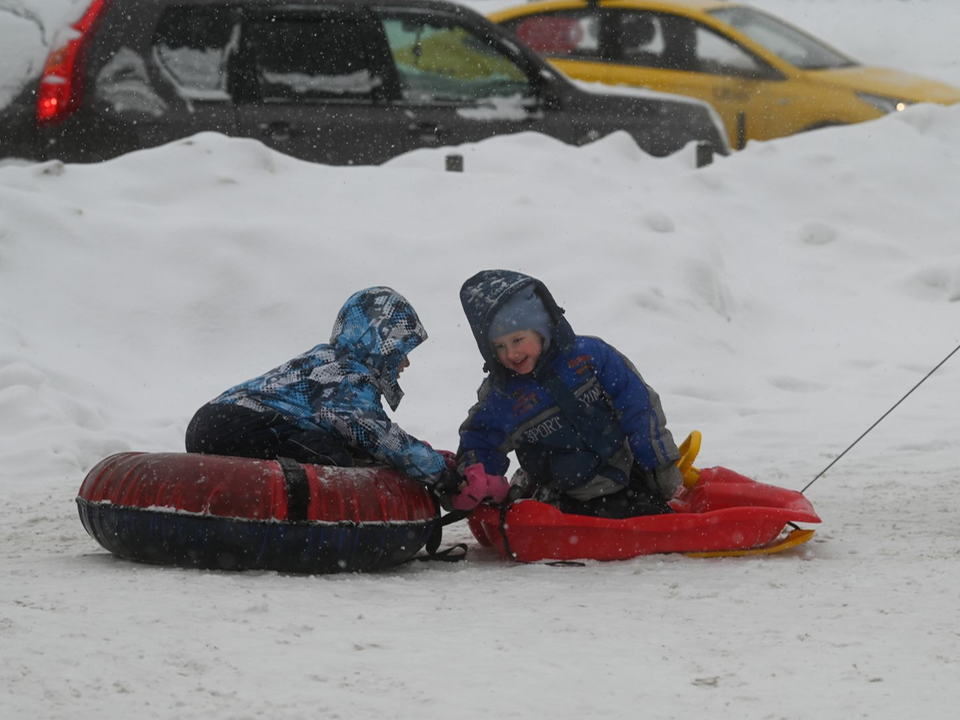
[277,456,311,522]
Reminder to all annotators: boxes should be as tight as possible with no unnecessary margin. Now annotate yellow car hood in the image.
[810,65,960,104]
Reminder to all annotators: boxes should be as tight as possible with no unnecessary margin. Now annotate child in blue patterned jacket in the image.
[454,269,682,516]
[185,286,458,492]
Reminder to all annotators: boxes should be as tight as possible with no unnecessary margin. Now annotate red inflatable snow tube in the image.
[77,452,439,573]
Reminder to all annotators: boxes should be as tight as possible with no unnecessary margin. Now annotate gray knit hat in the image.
[488,286,553,350]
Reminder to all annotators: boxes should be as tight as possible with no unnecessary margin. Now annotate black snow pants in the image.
[185,402,355,467]
[536,467,674,519]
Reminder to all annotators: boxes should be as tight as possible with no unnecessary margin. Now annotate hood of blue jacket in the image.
[459,269,574,385]
[330,286,426,410]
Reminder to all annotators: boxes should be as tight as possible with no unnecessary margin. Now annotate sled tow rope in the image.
[801,341,960,494]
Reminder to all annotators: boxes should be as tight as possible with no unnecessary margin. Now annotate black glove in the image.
[433,466,462,493]
[506,468,536,502]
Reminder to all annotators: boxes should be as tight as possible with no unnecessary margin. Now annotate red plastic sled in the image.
[467,448,821,563]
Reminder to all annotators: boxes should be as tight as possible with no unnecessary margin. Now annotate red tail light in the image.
[36,0,112,125]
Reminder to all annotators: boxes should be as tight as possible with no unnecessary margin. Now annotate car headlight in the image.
[856,92,911,114]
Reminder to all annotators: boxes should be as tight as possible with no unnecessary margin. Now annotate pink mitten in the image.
[451,464,509,511]
[451,464,487,511]
[484,474,510,505]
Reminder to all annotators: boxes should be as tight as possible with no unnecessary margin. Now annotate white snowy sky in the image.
[1,2,959,719]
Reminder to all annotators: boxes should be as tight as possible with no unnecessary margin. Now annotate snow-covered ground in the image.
[2,1,959,719]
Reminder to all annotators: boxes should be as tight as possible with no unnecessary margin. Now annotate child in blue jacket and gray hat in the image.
[453,269,682,516]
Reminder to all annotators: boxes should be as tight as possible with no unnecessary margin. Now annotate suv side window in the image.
[243,13,383,101]
[151,5,239,100]
[378,13,532,104]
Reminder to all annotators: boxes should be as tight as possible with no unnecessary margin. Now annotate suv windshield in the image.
[709,6,855,70]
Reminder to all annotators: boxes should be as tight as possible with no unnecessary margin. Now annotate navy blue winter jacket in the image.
[457,270,678,497]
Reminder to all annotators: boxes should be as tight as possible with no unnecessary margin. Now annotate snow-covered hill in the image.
[2,2,959,719]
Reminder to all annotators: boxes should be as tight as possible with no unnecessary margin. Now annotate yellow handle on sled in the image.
[676,431,702,488]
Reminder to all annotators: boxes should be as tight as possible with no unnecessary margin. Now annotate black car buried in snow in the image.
[0,0,728,165]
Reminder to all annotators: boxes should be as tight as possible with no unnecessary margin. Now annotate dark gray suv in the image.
[0,0,728,164]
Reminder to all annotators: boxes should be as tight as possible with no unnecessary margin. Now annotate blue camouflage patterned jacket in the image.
[457,270,678,498]
[211,287,446,484]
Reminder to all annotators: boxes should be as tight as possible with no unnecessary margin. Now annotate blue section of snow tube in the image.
[77,499,437,573]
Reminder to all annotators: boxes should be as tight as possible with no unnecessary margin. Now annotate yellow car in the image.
[490,0,960,149]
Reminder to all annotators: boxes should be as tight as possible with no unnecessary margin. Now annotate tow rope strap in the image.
[416,509,469,563]
[497,502,585,566]
[498,502,517,560]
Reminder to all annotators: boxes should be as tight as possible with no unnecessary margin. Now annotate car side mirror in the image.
[535,71,563,111]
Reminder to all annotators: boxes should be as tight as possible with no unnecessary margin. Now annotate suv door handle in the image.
[258,121,295,141]
[407,121,441,142]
